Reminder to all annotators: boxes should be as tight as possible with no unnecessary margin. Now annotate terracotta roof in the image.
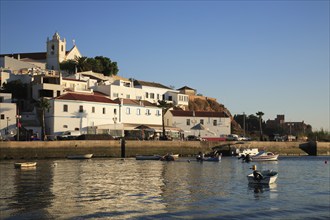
[56,92,116,104]
[114,98,157,107]
[170,110,228,118]
[133,80,171,89]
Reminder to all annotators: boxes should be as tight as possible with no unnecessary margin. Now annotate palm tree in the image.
[256,111,264,141]
[157,100,173,140]
[36,98,50,141]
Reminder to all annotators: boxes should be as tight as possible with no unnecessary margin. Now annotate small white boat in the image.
[14,162,37,168]
[67,154,93,159]
[197,155,221,162]
[247,169,278,185]
[251,151,279,161]
[238,148,259,157]
[136,155,162,160]
[171,154,180,159]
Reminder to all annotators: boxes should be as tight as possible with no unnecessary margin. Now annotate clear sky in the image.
[1,0,329,131]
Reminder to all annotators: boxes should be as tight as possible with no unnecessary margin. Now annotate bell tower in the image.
[46,32,66,70]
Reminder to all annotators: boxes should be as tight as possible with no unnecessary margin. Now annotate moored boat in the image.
[14,162,37,168]
[247,169,278,185]
[67,154,93,159]
[251,151,279,161]
[197,154,221,162]
[136,155,162,160]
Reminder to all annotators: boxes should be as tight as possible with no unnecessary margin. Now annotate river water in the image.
[0,156,329,220]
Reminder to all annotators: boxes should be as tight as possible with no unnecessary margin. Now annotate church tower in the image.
[46,32,66,71]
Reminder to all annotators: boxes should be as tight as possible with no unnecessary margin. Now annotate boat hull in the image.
[67,154,93,159]
[247,171,278,184]
[197,155,221,162]
[136,155,162,160]
[251,155,279,161]
[14,162,37,168]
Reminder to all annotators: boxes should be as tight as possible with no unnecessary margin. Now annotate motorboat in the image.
[14,162,37,168]
[160,154,177,161]
[67,154,93,159]
[237,148,259,157]
[247,169,278,185]
[196,154,221,162]
[251,151,279,161]
[135,155,162,160]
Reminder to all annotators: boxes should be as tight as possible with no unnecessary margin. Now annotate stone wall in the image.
[0,140,328,160]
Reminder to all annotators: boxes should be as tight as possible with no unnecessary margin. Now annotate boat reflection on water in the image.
[248,183,277,198]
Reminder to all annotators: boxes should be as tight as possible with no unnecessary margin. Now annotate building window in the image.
[157,94,160,100]
[114,109,117,115]
[0,114,4,120]
[126,94,130,99]
[136,96,142,100]
[200,119,204,125]
[168,96,172,101]
[103,108,106,114]
[186,119,190,126]
[63,125,68,128]
[146,109,150,115]
[92,107,95,113]
[156,110,160,116]
[146,92,149,98]
[150,93,155,99]
[79,105,84,113]
[137,109,141,115]
[213,120,217,126]
[113,93,119,98]
[63,104,68,112]
[126,107,130,115]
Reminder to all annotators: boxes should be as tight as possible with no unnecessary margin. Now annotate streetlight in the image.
[6,117,10,135]
[113,116,117,137]
[16,115,22,141]
[288,123,294,135]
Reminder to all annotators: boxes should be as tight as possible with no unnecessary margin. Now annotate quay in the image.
[0,140,329,160]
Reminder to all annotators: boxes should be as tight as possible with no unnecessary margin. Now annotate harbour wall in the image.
[0,140,329,160]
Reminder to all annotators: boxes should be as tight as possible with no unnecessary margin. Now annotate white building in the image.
[117,98,162,130]
[95,78,145,101]
[164,110,231,138]
[46,92,119,139]
[0,93,17,139]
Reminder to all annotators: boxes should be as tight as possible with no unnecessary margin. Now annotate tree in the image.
[256,111,264,141]
[36,98,51,141]
[1,80,28,100]
[157,100,173,140]
[60,56,119,76]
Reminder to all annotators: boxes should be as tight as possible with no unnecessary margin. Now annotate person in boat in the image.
[252,166,263,181]
[196,151,204,160]
[245,154,252,163]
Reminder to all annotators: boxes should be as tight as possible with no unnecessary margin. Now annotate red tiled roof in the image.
[170,110,228,118]
[56,92,116,104]
[113,98,157,107]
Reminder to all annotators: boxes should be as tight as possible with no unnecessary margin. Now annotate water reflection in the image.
[11,160,55,219]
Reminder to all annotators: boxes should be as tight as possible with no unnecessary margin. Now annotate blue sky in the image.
[1,0,329,131]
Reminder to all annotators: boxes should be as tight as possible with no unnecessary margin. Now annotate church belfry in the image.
[46,32,66,71]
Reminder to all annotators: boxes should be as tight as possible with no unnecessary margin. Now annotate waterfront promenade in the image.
[0,140,328,159]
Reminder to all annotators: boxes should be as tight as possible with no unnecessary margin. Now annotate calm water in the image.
[0,156,329,220]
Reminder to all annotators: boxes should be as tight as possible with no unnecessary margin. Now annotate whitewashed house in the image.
[116,98,162,130]
[164,110,231,138]
[46,92,119,139]
[0,93,17,139]
[95,78,145,101]
[133,80,189,108]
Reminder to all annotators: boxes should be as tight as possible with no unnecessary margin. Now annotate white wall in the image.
[0,93,17,137]
[164,112,231,138]
[47,99,119,137]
